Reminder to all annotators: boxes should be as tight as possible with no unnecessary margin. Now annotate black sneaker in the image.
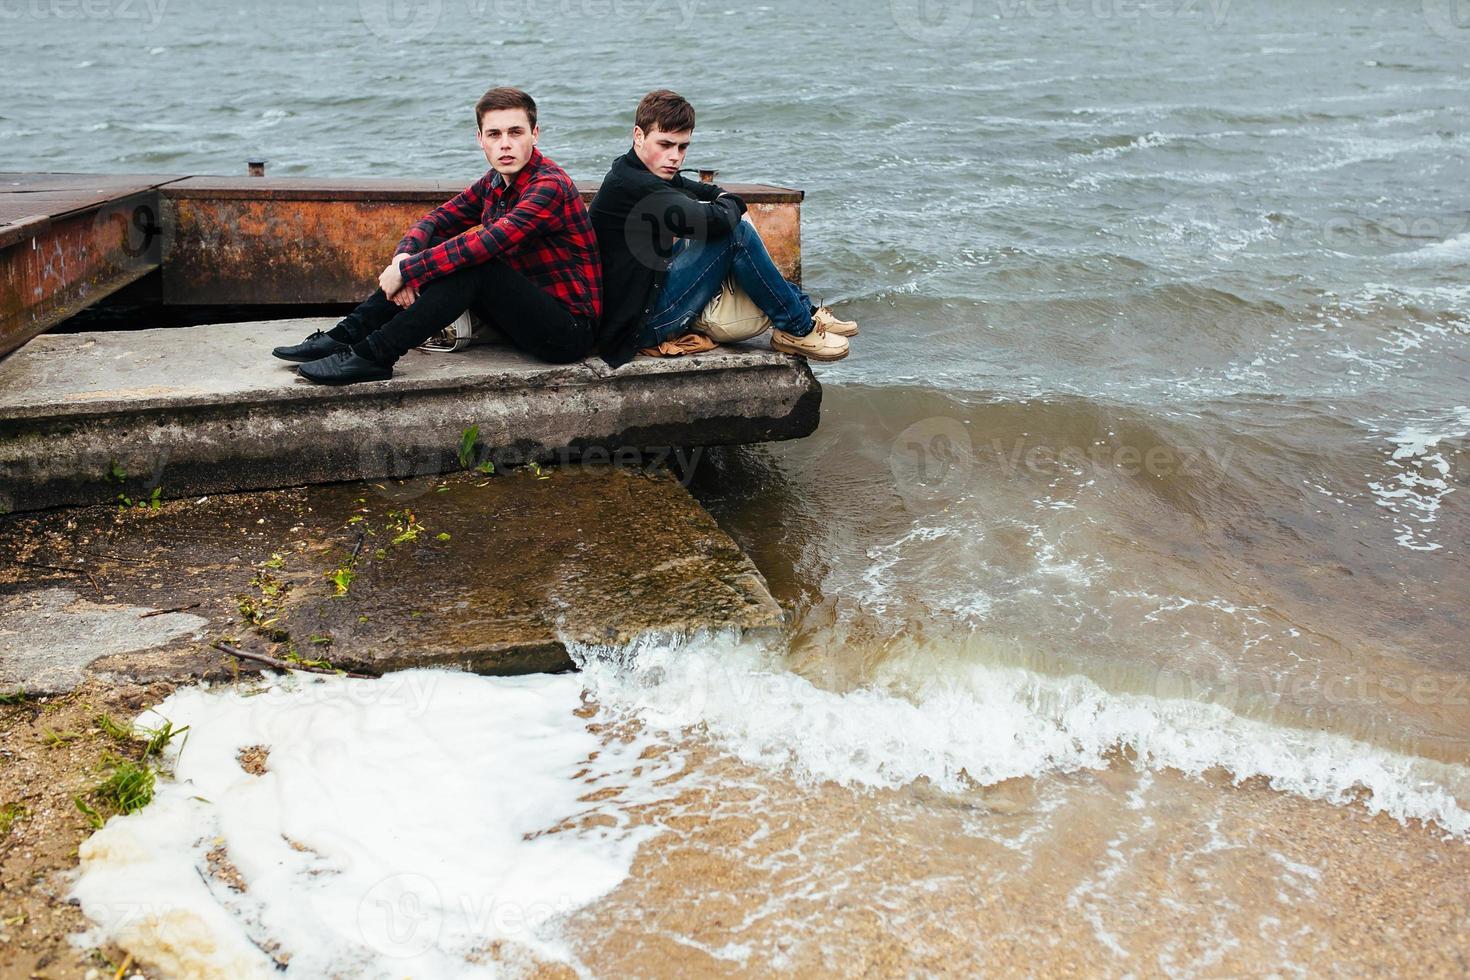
[273,329,350,363]
[297,350,393,385]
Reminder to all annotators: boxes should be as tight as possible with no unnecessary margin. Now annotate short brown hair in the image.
[474,87,536,130]
[635,89,695,135]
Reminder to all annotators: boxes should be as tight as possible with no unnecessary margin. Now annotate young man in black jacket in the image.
[588,89,856,369]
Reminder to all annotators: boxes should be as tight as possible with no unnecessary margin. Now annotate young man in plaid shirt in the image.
[274,87,602,385]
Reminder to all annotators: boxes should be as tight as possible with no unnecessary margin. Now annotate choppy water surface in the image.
[11,0,1470,973]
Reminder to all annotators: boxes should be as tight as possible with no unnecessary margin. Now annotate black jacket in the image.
[588,148,746,367]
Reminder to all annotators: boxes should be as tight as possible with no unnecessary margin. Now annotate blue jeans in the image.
[642,219,816,347]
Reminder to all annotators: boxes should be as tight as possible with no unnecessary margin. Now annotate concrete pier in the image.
[0,465,786,691]
[0,318,819,514]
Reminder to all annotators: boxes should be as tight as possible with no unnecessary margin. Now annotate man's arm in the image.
[397,175,570,290]
[393,178,489,258]
[632,179,746,245]
[672,172,725,202]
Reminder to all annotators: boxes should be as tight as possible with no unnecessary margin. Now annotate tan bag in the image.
[691,275,772,343]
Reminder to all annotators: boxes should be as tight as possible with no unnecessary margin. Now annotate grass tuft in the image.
[0,802,28,840]
[93,712,134,742]
[138,718,190,762]
[95,758,155,814]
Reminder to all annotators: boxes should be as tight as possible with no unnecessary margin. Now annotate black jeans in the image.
[329,261,594,366]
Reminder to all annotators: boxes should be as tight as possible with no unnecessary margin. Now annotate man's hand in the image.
[391,284,419,308]
[378,255,407,300]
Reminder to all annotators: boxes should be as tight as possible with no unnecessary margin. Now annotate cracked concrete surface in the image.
[0,588,208,692]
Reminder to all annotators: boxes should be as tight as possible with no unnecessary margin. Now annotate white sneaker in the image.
[419,311,475,353]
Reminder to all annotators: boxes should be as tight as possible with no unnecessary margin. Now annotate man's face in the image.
[476,108,538,177]
[634,125,692,180]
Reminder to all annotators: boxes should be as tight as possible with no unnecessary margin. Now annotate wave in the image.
[1392,231,1470,266]
[574,632,1470,837]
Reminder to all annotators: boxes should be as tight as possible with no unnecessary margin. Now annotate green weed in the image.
[93,713,133,742]
[90,757,155,817]
[138,719,190,761]
[458,425,480,469]
[42,728,82,747]
[0,803,28,840]
[326,565,355,596]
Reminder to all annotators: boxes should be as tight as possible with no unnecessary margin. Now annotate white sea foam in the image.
[1366,406,1470,552]
[70,631,1470,972]
[575,633,1470,837]
[69,670,679,978]
[1392,231,1470,265]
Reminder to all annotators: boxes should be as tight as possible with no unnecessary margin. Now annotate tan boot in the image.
[771,327,849,361]
[813,306,859,337]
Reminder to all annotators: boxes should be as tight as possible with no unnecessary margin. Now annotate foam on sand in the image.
[70,669,678,978]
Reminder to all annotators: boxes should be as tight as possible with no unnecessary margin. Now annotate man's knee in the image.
[732,219,773,259]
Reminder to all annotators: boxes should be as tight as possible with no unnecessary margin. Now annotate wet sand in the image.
[557,738,1470,977]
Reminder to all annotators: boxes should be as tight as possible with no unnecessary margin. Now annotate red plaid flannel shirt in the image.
[395,148,602,322]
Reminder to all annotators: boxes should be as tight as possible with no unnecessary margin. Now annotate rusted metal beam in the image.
[160,178,802,305]
[160,175,803,204]
[0,190,170,359]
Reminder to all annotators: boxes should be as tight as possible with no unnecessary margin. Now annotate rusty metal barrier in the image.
[0,173,804,359]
